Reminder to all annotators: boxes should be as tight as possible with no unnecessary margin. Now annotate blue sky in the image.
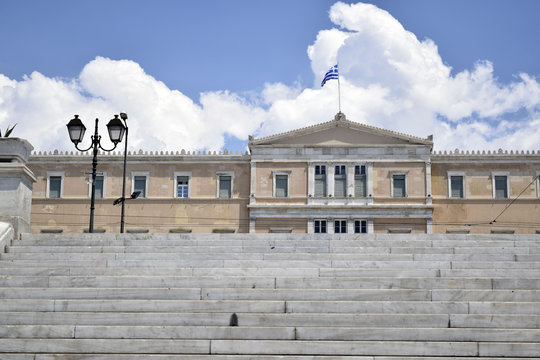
[1,0,540,152]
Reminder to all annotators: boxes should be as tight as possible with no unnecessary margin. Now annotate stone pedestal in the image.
[0,138,36,237]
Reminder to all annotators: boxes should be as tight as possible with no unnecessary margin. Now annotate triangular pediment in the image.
[250,113,432,148]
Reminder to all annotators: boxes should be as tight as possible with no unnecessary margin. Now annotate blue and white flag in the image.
[321,64,339,87]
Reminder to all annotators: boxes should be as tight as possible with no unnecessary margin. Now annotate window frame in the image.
[354,219,368,234]
[46,172,64,199]
[216,171,234,199]
[447,171,465,199]
[174,171,192,199]
[354,165,367,197]
[334,219,347,234]
[87,172,106,199]
[391,172,408,198]
[334,165,347,198]
[492,172,510,199]
[314,165,327,197]
[314,219,327,234]
[272,171,290,198]
[131,172,149,199]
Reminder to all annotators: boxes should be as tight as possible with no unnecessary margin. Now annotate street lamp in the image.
[66,115,126,233]
[118,112,129,233]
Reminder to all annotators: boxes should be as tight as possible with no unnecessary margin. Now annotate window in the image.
[334,165,346,197]
[450,175,464,198]
[274,174,288,197]
[134,176,147,198]
[94,175,104,198]
[354,220,367,234]
[354,165,367,197]
[218,174,232,198]
[392,174,406,197]
[132,172,148,198]
[48,175,62,198]
[176,176,189,198]
[334,220,347,233]
[315,165,327,197]
[314,220,327,233]
[494,175,508,198]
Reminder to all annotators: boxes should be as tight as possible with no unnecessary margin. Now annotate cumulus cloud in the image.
[1,1,539,152]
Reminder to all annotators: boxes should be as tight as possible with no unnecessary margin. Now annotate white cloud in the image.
[1,2,540,152]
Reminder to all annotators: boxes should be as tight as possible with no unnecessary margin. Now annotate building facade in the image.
[27,113,540,234]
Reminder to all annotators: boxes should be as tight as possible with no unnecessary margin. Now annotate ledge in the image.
[83,229,106,233]
[269,227,293,233]
[169,228,192,233]
[446,229,471,234]
[387,227,412,234]
[40,228,63,233]
[126,228,149,233]
[212,228,236,234]
[491,229,515,234]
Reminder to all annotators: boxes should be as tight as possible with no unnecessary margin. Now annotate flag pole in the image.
[337,61,341,113]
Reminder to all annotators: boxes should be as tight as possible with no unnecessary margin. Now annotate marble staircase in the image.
[0,233,539,359]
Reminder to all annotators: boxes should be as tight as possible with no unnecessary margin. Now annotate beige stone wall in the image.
[373,218,427,234]
[431,162,539,199]
[254,162,307,201]
[29,156,250,233]
[372,162,426,199]
[431,162,540,234]
[254,218,307,233]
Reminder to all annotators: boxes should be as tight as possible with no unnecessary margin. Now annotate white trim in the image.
[87,172,106,199]
[327,165,334,197]
[46,172,64,199]
[447,171,465,199]
[174,171,192,198]
[492,171,510,198]
[537,171,540,198]
[131,172,149,198]
[216,171,234,198]
[390,171,408,198]
[272,171,290,198]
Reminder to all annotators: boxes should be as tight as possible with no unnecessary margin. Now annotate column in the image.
[425,161,432,205]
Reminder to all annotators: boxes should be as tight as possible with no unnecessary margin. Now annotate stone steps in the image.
[6,251,540,262]
[2,356,533,360]
[8,244,540,254]
[0,338,537,357]
[0,275,523,289]
[3,324,540,341]
[0,233,537,358]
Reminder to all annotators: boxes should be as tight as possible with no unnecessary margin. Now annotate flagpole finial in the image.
[335,112,346,121]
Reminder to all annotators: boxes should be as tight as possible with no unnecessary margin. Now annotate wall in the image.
[28,152,251,233]
[431,159,540,234]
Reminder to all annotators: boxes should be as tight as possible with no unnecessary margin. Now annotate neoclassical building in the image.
[27,113,540,234]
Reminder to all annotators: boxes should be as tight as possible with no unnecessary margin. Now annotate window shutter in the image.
[219,176,232,198]
[49,176,62,198]
[315,175,326,197]
[134,176,146,198]
[393,175,406,197]
[275,175,288,197]
[450,176,463,198]
[355,174,366,197]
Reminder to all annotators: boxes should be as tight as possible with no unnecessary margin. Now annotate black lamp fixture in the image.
[66,114,126,233]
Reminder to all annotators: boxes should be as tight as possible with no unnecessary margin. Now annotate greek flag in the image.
[321,64,339,87]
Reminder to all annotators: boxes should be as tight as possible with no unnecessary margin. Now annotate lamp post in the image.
[119,112,128,233]
[66,115,125,233]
